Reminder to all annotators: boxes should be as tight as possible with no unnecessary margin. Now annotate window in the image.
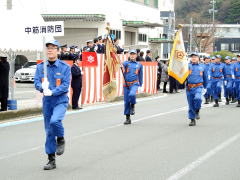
[231,43,240,52]
[144,0,150,5]
[221,43,229,51]
[225,28,230,33]
[110,29,121,39]
[163,34,168,39]
[154,0,158,8]
[138,33,147,42]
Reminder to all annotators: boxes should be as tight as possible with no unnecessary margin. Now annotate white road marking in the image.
[166,133,240,180]
[0,104,186,161]
[0,94,167,127]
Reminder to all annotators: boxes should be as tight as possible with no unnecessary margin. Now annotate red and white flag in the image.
[82,52,98,67]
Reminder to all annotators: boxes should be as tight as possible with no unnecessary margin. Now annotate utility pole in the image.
[189,18,193,53]
[209,0,218,52]
[7,0,12,10]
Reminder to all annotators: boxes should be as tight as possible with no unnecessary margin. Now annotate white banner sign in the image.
[24,21,64,36]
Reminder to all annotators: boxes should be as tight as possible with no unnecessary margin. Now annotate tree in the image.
[225,0,240,24]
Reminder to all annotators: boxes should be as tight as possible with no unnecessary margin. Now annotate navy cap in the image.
[61,44,67,48]
[190,52,199,57]
[70,45,78,49]
[129,49,137,54]
[46,40,61,48]
[216,55,222,59]
[225,56,231,60]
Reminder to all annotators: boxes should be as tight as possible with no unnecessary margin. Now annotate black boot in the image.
[44,154,56,170]
[232,98,237,103]
[213,99,219,107]
[130,104,135,115]
[124,114,131,125]
[196,110,200,120]
[56,137,65,156]
[189,119,196,126]
[236,100,240,107]
[218,94,222,102]
[210,96,214,103]
[204,98,209,104]
[230,97,235,103]
[225,98,230,105]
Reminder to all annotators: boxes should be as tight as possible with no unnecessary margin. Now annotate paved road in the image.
[0,92,240,180]
[14,82,36,100]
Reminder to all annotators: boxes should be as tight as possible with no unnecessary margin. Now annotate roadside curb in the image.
[0,93,159,121]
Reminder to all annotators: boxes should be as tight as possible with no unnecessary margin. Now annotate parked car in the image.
[15,61,37,82]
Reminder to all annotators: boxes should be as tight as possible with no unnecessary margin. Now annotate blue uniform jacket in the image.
[223,63,234,80]
[123,61,143,87]
[233,62,240,80]
[187,63,207,88]
[210,62,224,78]
[34,59,71,98]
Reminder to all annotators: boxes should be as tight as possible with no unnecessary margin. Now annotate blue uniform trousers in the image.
[235,81,240,100]
[43,97,68,154]
[186,87,203,120]
[204,81,212,99]
[124,85,138,115]
[223,80,233,98]
[211,79,222,100]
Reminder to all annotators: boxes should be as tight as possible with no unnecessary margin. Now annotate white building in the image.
[1,0,176,58]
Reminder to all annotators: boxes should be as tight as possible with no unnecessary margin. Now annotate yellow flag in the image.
[168,28,189,84]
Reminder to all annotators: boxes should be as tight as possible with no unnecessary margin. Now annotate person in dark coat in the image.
[139,51,145,61]
[136,49,141,61]
[156,56,162,91]
[145,50,152,62]
[114,38,124,54]
[71,59,82,110]
[0,56,10,111]
[59,44,69,60]
[161,61,169,93]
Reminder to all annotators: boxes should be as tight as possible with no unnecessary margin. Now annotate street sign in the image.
[24,21,64,36]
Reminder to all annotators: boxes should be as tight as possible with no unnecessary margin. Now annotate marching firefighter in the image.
[210,55,224,107]
[34,40,71,170]
[233,55,240,107]
[122,49,143,125]
[203,56,211,104]
[223,56,234,105]
[186,53,207,126]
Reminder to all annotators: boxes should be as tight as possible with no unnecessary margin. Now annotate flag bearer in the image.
[186,53,207,126]
[34,40,71,170]
[123,49,143,125]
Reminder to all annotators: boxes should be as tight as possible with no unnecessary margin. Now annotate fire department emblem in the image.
[175,50,185,61]
[88,55,94,63]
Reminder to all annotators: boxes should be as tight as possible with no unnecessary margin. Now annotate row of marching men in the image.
[203,54,240,107]
[185,53,240,127]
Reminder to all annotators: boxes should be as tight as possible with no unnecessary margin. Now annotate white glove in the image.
[202,88,206,94]
[232,75,235,79]
[42,80,49,90]
[43,88,52,96]
[138,86,144,93]
[224,80,227,86]
[208,75,211,80]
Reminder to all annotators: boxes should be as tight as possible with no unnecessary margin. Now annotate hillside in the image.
[175,0,240,24]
